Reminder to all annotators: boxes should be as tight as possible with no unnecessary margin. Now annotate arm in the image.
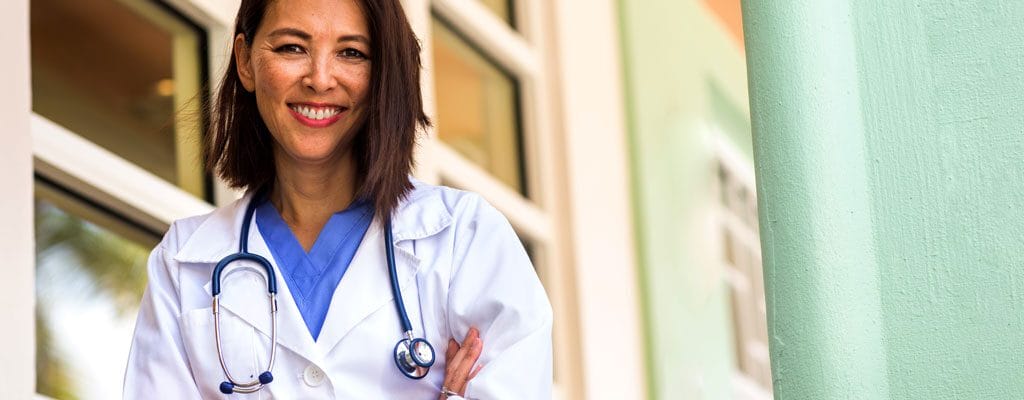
[123,235,203,399]
[446,196,554,400]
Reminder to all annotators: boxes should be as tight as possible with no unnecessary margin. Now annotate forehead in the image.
[259,0,368,38]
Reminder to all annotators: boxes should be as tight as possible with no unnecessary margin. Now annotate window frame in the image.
[409,0,585,398]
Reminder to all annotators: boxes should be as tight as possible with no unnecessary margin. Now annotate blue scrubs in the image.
[255,198,374,340]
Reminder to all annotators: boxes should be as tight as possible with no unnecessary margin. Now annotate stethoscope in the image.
[211,195,436,395]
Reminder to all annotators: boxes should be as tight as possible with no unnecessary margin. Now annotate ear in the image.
[234,33,256,92]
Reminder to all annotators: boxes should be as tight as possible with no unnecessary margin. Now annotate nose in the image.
[302,56,337,93]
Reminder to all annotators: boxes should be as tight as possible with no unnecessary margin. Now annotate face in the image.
[235,0,371,167]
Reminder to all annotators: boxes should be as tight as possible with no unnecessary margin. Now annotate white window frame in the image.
[2,1,34,398]
[406,0,599,398]
[711,132,773,400]
[412,0,645,399]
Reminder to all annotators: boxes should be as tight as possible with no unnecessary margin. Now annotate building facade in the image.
[0,0,782,399]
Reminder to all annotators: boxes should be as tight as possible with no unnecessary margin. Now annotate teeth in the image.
[291,105,341,120]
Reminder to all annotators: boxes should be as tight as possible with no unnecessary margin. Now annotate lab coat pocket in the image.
[181,307,263,399]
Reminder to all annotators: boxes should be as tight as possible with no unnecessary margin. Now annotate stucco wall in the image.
[619,1,753,398]
[743,1,1024,398]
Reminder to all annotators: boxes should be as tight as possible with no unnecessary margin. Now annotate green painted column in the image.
[743,1,1024,399]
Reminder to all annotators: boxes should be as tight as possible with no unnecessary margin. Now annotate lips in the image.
[287,103,347,127]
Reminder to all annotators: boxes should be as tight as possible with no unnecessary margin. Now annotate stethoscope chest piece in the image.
[394,333,436,379]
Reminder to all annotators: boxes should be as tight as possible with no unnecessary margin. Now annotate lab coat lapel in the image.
[198,216,320,362]
[314,218,420,355]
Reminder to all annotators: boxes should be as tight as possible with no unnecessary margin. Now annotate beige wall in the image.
[548,0,646,398]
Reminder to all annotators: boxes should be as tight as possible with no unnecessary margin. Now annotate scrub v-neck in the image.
[255,197,374,341]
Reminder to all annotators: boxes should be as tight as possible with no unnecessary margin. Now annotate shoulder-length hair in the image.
[205,0,429,220]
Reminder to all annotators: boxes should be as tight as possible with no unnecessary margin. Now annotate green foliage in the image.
[34,200,150,399]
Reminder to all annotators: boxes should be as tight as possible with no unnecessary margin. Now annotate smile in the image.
[288,103,346,127]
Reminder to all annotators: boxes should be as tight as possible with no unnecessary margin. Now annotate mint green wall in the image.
[618,1,753,398]
[743,1,1024,398]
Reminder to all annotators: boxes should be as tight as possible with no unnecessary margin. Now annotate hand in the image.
[439,327,484,399]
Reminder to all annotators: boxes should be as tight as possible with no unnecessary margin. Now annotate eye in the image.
[339,48,369,60]
[273,44,305,54]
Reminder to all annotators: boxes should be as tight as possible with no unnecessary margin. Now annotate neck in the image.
[269,149,358,250]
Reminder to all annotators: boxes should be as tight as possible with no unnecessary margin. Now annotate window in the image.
[35,180,157,400]
[427,0,579,396]
[715,150,773,395]
[432,16,526,196]
[29,1,212,398]
[31,0,208,199]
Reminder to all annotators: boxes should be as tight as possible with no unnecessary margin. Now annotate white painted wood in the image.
[434,142,552,242]
[511,0,587,397]
[0,1,35,398]
[163,0,237,28]
[31,114,214,233]
[405,0,443,185]
[547,0,646,398]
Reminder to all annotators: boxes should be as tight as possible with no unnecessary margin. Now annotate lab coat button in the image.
[303,364,325,387]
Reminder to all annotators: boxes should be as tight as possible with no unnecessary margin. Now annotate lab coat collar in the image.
[173,178,451,264]
[172,179,452,359]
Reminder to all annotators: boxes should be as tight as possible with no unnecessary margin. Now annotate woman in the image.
[123,0,552,398]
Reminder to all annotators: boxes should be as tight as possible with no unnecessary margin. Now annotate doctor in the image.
[122,0,553,398]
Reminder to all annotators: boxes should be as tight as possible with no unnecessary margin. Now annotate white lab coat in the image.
[123,181,553,399]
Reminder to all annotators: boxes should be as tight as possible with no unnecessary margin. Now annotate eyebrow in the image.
[266,28,370,44]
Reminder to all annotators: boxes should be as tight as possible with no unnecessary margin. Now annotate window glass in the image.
[31,0,208,199]
[479,0,515,27]
[432,17,527,196]
[35,182,156,400]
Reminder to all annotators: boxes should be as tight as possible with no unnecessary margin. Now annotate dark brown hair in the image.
[205,0,430,220]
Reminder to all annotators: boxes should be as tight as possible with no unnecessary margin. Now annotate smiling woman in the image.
[234,4,371,179]
[124,1,553,399]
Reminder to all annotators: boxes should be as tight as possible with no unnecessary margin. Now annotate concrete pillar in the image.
[743,1,1024,398]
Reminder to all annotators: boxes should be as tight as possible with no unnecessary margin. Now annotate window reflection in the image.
[479,0,515,27]
[35,181,156,400]
[432,17,527,196]
[31,0,208,199]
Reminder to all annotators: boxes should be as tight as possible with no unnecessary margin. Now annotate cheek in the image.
[345,67,372,103]
[254,59,302,98]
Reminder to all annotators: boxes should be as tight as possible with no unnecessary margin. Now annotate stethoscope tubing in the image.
[384,218,413,333]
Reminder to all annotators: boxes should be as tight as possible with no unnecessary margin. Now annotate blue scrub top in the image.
[255,197,374,341]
